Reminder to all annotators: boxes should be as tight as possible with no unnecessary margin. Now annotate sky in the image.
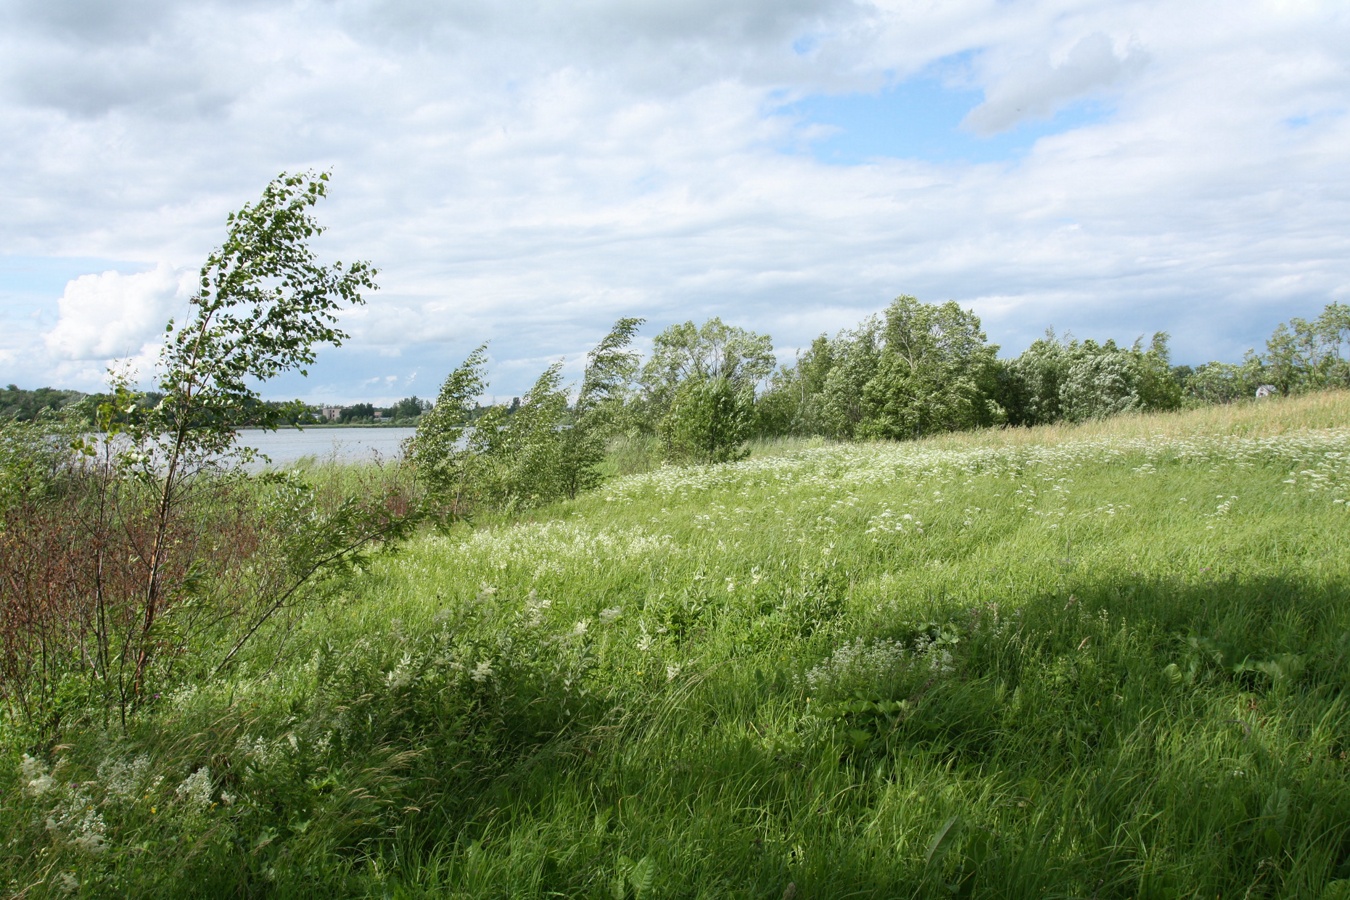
[1,0,1347,405]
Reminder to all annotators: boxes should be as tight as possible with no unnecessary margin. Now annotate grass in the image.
[4,392,1350,897]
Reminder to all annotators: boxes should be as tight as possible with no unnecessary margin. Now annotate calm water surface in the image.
[236,427,418,466]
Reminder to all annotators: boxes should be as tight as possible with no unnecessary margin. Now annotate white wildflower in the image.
[471,658,494,683]
[73,825,106,855]
[573,619,590,636]
[666,664,682,682]
[599,606,623,624]
[21,754,54,796]
[175,767,213,812]
[523,590,553,626]
[98,754,152,800]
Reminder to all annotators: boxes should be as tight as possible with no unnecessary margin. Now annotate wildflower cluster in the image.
[802,629,958,701]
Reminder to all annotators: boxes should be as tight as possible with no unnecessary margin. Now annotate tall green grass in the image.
[5,392,1350,897]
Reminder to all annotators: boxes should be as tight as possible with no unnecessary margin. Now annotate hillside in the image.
[6,393,1350,897]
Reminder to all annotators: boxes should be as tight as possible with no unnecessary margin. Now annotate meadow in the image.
[4,392,1350,898]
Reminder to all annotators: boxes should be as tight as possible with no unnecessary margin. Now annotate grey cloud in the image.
[6,47,236,118]
[963,32,1148,135]
[1,0,179,45]
[337,0,868,90]
[344,0,858,43]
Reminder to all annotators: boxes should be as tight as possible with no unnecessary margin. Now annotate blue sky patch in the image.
[0,256,150,298]
[778,77,1111,166]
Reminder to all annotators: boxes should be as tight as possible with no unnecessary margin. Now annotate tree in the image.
[1183,355,1266,405]
[1004,330,1072,427]
[639,318,775,434]
[1004,329,1181,425]
[407,344,488,516]
[339,402,375,423]
[558,317,644,497]
[854,297,1001,440]
[1131,332,1182,413]
[818,318,883,439]
[392,396,427,420]
[661,375,754,464]
[1265,303,1350,394]
[91,171,382,718]
[482,362,570,508]
[1057,339,1139,423]
[751,334,840,439]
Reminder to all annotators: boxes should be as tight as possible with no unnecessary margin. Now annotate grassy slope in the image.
[5,393,1350,898]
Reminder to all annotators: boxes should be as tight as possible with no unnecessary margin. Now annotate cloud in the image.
[963,32,1148,135]
[43,263,191,362]
[1,0,1348,400]
[0,0,179,45]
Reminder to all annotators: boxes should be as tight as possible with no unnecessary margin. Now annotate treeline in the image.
[4,389,433,428]
[1,384,88,421]
[405,296,1348,513]
[753,297,1348,437]
[330,397,432,424]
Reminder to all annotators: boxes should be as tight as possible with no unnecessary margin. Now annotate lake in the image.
[236,427,419,467]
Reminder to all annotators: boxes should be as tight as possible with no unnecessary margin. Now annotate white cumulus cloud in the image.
[43,262,191,362]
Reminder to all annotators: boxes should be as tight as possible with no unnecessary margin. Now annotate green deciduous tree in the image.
[639,318,774,433]
[407,344,488,516]
[481,362,571,508]
[1265,303,1350,394]
[558,317,644,497]
[818,318,883,440]
[1182,354,1267,405]
[660,375,754,464]
[854,297,1001,440]
[0,172,407,730]
[113,170,380,708]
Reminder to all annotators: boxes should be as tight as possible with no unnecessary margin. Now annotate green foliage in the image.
[1003,330,1182,426]
[389,396,428,420]
[413,320,644,510]
[478,362,571,508]
[0,385,86,422]
[1265,302,1350,394]
[1001,329,1070,426]
[854,297,1001,439]
[1057,338,1142,422]
[753,334,840,438]
[559,317,644,498]
[1183,353,1267,404]
[660,374,754,464]
[149,170,376,454]
[406,344,488,515]
[337,402,375,423]
[639,317,774,431]
[818,316,883,439]
[0,172,400,734]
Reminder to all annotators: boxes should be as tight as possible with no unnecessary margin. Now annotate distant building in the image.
[321,406,342,421]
